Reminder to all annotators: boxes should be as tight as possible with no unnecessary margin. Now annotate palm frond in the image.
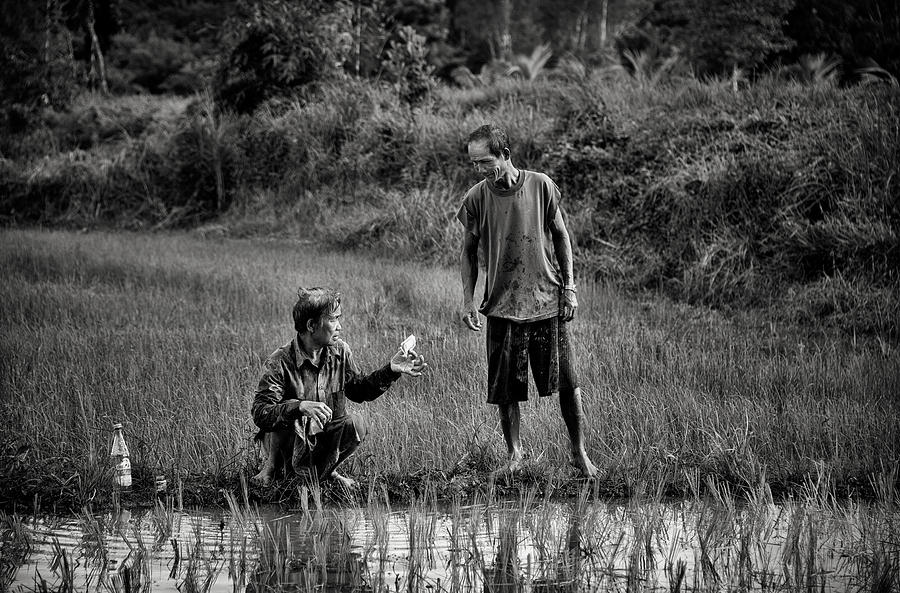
[799,53,841,85]
[507,43,553,81]
[856,61,899,87]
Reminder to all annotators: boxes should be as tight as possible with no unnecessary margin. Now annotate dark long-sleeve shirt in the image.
[252,337,400,432]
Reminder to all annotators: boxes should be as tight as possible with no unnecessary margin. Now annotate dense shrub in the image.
[381,25,437,106]
[214,0,353,114]
[107,32,206,94]
[2,78,897,337]
[165,99,238,215]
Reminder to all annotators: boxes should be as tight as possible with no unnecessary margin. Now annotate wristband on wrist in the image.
[563,284,577,292]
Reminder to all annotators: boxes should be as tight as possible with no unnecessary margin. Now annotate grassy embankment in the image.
[1,229,898,510]
[2,76,898,339]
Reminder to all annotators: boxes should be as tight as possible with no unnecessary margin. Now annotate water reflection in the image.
[248,510,369,592]
[3,491,898,592]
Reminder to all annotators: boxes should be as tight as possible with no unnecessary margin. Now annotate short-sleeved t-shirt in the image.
[456,170,562,322]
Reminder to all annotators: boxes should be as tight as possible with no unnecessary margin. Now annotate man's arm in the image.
[344,350,401,403]
[251,359,303,430]
[549,208,578,322]
[460,230,483,330]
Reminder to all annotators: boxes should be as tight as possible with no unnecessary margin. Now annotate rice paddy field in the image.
[1,228,898,510]
[1,228,900,592]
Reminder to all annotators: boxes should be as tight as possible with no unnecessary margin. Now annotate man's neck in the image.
[495,167,519,189]
[297,334,322,363]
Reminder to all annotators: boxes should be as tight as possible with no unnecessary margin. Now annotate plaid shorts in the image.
[486,316,578,404]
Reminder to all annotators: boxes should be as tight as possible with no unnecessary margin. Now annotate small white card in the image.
[401,334,417,355]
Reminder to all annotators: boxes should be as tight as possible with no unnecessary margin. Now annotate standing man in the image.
[252,286,427,488]
[457,123,597,478]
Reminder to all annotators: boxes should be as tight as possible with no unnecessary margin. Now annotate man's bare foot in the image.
[572,454,598,479]
[328,471,358,490]
[251,467,275,486]
[491,454,523,477]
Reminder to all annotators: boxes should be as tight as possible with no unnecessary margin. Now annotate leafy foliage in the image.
[214,0,354,113]
[620,48,684,88]
[785,0,900,81]
[640,0,795,76]
[507,43,553,81]
[107,32,204,93]
[382,25,436,105]
[0,0,79,133]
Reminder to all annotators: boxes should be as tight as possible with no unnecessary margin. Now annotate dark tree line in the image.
[2,0,898,120]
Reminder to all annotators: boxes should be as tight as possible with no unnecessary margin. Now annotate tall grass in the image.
[1,229,898,510]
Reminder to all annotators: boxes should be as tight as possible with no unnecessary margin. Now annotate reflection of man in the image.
[457,123,597,478]
[485,511,522,592]
[250,512,368,590]
[251,287,426,488]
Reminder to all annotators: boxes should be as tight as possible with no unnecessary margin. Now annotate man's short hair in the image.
[467,124,510,157]
[293,287,341,333]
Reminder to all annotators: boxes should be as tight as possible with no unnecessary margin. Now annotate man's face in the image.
[310,304,342,347]
[468,139,507,182]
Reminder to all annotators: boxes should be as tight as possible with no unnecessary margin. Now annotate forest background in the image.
[1,0,898,338]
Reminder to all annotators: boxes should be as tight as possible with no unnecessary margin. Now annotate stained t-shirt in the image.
[456,170,562,322]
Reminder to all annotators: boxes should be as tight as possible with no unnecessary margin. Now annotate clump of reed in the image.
[6,469,900,592]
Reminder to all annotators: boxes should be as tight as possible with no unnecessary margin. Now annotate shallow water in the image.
[3,493,898,592]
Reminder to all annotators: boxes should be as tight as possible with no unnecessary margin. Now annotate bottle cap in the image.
[113,423,123,429]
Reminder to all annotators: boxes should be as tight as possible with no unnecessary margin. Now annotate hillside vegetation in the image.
[2,76,897,337]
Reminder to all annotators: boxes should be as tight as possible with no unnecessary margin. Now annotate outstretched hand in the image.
[390,349,428,376]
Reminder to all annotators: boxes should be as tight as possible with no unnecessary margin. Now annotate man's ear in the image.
[306,318,318,333]
[502,147,511,160]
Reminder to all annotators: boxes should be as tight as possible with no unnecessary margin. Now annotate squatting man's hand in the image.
[390,348,428,376]
[295,400,332,427]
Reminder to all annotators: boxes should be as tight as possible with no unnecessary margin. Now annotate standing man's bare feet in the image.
[492,452,524,476]
[572,453,598,478]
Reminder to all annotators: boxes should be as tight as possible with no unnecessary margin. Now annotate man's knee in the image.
[324,413,368,446]
[342,412,368,444]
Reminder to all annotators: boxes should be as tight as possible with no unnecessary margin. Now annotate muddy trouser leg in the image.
[253,428,294,483]
[292,413,368,480]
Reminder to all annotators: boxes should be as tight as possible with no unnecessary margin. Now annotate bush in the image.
[2,77,897,339]
[214,0,353,114]
[106,32,206,94]
[167,97,237,215]
[382,25,436,106]
[0,1,80,123]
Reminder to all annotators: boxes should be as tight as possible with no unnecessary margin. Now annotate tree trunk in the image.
[44,0,51,65]
[87,0,109,94]
[498,0,512,59]
[354,0,361,77]
[599,0,609,48]
[213,147,225,212]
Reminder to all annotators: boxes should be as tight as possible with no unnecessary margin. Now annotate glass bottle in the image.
[110,423,132,490]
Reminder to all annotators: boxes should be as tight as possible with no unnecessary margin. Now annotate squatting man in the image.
[458,123,597,478]
[251,287,427,489]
